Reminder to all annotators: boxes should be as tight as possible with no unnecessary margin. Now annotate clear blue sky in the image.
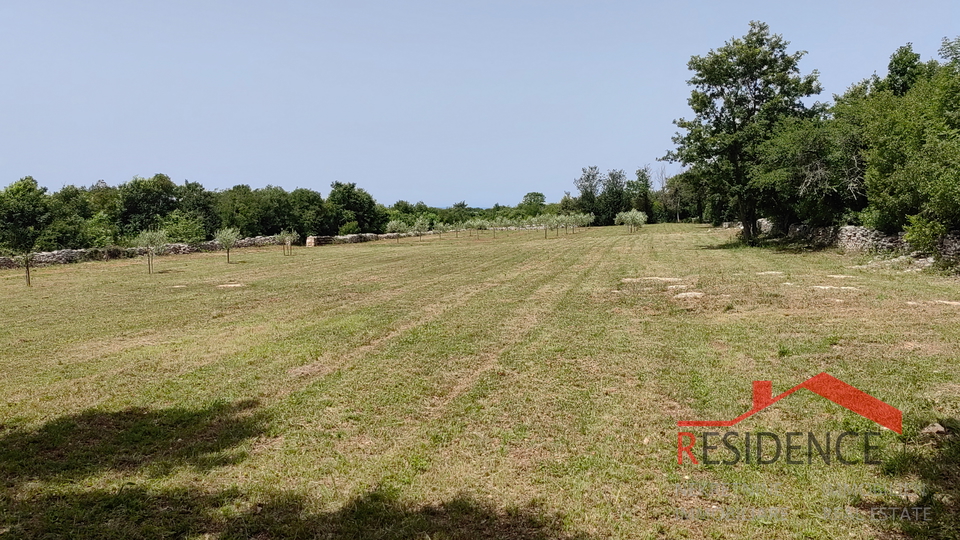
[1,1,956,208]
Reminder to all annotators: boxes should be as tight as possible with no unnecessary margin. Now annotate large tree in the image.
[664,21,821,240]
[573,166,601,216]
[326,182,388,233]
[116,174,178,236]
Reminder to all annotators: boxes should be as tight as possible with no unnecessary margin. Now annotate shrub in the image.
[339,221,361,235]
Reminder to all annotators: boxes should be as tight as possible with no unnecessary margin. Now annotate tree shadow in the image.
[881,417,960,539]
[0,486,594,539]
[0,399,265,485]
[697,236,834,252]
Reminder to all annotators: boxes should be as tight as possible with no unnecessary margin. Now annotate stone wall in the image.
[0,235,284,269]
[835,226,906,253]
[786,223,960,259]
[306,231,431,246]
[939,232,960,261]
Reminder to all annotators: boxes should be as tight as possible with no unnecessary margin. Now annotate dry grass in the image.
[1,224,958,539]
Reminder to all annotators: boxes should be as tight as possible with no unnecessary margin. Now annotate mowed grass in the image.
[1,224,958,539]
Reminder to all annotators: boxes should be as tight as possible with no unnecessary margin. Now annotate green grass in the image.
[1,224,958,539]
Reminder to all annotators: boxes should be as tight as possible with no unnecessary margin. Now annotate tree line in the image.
[0,175,612,257]
[662,21,960,250]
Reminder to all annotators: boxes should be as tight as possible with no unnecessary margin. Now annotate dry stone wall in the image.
[0,235,284,269]
[788,224,960,260]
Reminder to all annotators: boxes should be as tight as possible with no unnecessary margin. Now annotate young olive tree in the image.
[614,209,648,232]
[215,227,241,263]
[577,212,595,231]
[135,228,168,275]
[433,221,450,239]
[278,229,299,255]
[385,219,409,243]
[411,215,430,241]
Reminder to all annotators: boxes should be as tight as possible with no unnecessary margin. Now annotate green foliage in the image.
[904,214,947,255]
[595,169,629,226]
[214,227,241,263]
[573,167,601,216]
[625,167,653,219]
[338,221,361,235]
[328,182,388,233]
[664,21,822,240]
[385,220,409,234]
[277,229,300,255]
[175,181,220,237]
[517,192,546,216]
[614,209,648,232]
[84,212,120,248]
[160,210,206,244]
[289,188,332,236]
[410,216,430,239]
[135,228,168,274]
[0,176,52,254]
[116,174,178,236]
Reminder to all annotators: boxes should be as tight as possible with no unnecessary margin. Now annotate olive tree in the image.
[433,221,451,239]
[614,209,648,232]
[278,229,299,255]
[215,227,241,263]
[135,228,168,274]
[385,219,409,243]
[411,215,430,241]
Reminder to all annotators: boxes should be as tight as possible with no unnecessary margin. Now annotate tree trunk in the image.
[227,249,231,263]
[24,257,31,286]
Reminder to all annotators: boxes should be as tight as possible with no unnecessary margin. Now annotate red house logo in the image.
[677,372,902,434]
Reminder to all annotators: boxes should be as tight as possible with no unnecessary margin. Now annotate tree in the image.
[217,185,261,238]
[664,21,821,241]
[411,215,430,241]
[135,229,168,275]
[160,209,206,244]
[433,221,451,239]
[175,181,219,237]
[385,219,409,243]
[596,169,629,225]
[35,184,95,251]
[277,229,299,255]
[625,167,653,218]
[614,209,648,232]
[573,167,601,216]
[327,182,388,233]
[518,192,546,216]
[289,188,333,236]
[116,174,178,237]
[255,185,293,235]
[558,191,579,215]
[214,227,241,263]
[0,177,52,286]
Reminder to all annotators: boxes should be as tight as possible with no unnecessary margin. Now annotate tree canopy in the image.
[664,21,822,240]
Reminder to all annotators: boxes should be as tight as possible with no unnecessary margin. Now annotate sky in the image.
[1,1,956,208]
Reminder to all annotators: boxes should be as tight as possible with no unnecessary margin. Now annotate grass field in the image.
[1,224,958,539]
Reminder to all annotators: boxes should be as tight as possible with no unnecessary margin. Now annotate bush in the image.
[161,209,206,244]
[338,221,361,235]
[904,214,947,255]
